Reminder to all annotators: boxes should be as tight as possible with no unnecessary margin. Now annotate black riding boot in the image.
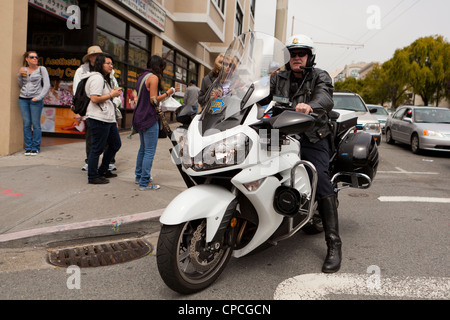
[318,194,342,273]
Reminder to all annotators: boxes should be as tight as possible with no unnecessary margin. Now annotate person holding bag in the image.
[133,55,174,191]
[17,51,50,155]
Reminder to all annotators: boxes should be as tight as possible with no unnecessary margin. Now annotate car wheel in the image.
[385,128,394,144]
[411,133,421,154]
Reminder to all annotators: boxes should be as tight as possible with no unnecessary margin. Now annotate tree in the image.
[332,35,449,108]
[362,63,390,105]
[334,77,364,94]
[379,50,411,108]
[406,35,450,106]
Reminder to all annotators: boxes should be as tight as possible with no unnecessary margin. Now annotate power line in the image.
[291,16,358,44]
[315,41,364,48]
[326,0,422,71]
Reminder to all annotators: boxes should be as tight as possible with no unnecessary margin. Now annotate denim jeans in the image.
[86,118,122,182]
[135,121,159,187]
[18,98,44,151]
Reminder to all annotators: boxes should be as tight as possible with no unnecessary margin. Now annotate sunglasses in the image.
[28,56,39,59]
[290,51,308,58]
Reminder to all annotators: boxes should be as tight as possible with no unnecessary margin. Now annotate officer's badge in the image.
[210,98,225,113]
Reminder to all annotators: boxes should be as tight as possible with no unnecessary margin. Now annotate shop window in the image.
[96,29,126,62]
[27,4,93,136]
[163,61,175,80]
[95,6,151,111]
[97,7,126,38]
[130,26,147,48]
[188,61,198,83]
[162,44,198,98]
[114,61,126,87]
[129,44,148,70]
[163,45,174,62]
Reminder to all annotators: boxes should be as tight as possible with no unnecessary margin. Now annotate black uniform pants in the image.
[300,137,334,200]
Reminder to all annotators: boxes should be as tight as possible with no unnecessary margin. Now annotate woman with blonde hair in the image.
[198,53,224,107]
[17,51,50,155]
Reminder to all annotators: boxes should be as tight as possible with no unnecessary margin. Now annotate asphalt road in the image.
[1,140,449,302]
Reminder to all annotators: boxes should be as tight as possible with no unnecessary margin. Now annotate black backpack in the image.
[71,77,91,116]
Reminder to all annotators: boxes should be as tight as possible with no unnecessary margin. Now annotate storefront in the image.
[27,0,199,136]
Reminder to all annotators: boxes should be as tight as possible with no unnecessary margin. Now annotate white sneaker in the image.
[30,150,39,156]
[81,163,88,171]
[25,150,32,156]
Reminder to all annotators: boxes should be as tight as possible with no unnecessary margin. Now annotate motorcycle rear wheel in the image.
[157,219,234,294]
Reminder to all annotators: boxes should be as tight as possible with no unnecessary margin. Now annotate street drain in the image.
[47,239,152,268]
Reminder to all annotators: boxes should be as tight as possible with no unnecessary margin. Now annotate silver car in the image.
[385,106,450,154]
[368,105,389,133]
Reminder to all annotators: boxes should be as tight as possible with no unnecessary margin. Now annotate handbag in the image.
[127,73,152,139]
[115,106,122,120]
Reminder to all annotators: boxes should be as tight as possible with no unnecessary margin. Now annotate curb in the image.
[0,209,164,249]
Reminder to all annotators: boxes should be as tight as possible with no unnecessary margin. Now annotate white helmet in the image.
[286,34,315,54]
[285,34,316,67]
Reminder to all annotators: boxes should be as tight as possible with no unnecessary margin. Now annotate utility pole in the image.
[291,15,294,36]
[274,0,288,43]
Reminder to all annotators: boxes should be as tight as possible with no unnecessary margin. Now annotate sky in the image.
[254,0,450,74]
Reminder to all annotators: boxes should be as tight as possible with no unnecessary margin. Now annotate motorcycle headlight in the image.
[183,133,251,171]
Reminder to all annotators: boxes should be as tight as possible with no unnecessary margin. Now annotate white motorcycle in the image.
[156,32,378,294]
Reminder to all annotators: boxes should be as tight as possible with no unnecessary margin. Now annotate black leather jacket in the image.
[198,72,219,107]
[266,68,334,143]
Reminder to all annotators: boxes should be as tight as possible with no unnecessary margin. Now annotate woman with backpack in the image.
[18,51,50,156]
[133,55,174,191]
[85,53,122,185]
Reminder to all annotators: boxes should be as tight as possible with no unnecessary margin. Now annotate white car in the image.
[367,105,389,133]
[333,92,382,145]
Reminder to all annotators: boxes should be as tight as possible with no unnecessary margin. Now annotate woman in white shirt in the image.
[85,53,122,184]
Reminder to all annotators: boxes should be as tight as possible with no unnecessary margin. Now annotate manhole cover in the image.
[47,239,152,268]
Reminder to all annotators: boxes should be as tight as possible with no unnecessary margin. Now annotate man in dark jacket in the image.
[267,34,341,273]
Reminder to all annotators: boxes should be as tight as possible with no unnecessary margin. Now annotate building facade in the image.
[332,62,375,84]
[1,0,256,155]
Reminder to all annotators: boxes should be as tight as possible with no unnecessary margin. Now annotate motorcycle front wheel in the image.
[157,219,234,294]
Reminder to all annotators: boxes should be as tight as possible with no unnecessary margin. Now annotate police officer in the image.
[265,35,341,273]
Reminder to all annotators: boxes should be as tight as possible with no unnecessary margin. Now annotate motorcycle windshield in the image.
[200,32,290,135]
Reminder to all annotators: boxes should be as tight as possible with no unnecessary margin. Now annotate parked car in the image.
[368,105,389,133]
[333,91,382,145]
[385,106,450,154]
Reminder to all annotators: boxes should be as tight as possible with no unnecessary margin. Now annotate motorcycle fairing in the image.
[159,184,236,243]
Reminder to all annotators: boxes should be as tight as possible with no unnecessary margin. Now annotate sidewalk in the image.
[0,126,186,248]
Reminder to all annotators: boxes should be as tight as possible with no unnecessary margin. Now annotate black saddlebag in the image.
[333,132,379,184]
